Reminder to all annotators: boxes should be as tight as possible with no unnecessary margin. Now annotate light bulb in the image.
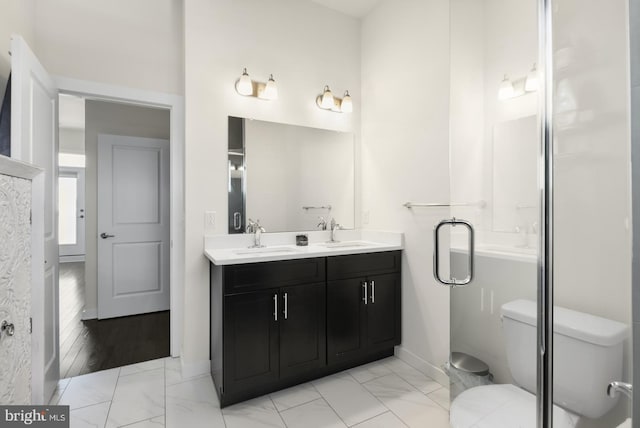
[498,75,515,100]
[320,86,334,109]
[340,90,353,113]
[236,68,253,96]
[262,74,278,100]
[525,63,539,92]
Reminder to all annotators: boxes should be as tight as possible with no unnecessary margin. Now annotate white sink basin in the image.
[318,241,371,249]
[233,246,301,255]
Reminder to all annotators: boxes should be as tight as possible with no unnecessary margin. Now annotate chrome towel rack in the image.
[403,201,486,209]
[302,205,332,211]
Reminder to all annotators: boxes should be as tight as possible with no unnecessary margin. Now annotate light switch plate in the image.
[363,210,370,225]
[204,211,216,233]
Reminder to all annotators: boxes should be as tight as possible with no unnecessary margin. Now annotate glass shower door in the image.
[445,0,634,427]
[444,0,542,426]
[551,0,633,426]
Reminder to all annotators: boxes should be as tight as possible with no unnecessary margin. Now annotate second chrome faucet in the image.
[246,219,266,248]
[329,218,341,243]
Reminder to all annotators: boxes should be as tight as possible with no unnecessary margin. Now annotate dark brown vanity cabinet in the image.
[210,251,401,407]
[223,283,326,397]
[327,253,401,365]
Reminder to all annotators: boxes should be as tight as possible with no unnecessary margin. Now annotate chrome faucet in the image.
[329,218,341,243]
[246,219,266,248]
[317,216,328,230]
[607,381,632,399]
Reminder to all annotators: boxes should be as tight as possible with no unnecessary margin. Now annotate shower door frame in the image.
[537,0,554,427]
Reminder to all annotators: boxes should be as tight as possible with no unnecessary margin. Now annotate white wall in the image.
[245,120,355,232]
[183,0,361,370]
[33,0,183,95]
[361,0,451,370]
[84,100,170,316]
[59,128,85,155]
[449,0,538,236]
[0,0,36,102]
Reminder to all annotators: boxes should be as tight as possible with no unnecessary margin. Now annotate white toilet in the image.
[450,299,628,428]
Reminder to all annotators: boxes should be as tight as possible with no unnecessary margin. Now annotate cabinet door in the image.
[223,290,279,394]
[327,278,367,364]
[279,283,326,378]
[366,273,401,351]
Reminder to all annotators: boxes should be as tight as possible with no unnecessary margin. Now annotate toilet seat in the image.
[450,384,580,428]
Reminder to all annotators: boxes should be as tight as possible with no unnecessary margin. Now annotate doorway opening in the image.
[57,94,171,378]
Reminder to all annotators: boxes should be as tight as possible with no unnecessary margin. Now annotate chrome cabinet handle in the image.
[283,293,288,320]
[433,217,475,287]
[370,280,375,304]
[1,320,15,337]
[100,233,115,239]
[362,282,368,305]
[233,212,242,230]
[273,294,278,321]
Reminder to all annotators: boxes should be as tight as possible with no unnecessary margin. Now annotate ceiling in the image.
[309,0,381,18]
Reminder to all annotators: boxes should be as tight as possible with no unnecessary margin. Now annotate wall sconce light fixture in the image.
[235,68,278,100]
[498,63,539,101]
[236,68,253,96]
[316,85,353,113]
[498,75,515,100]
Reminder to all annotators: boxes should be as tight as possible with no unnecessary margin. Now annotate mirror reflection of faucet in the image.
[317,216,328,230]
[515,225,528,248]
[246,219,266,248]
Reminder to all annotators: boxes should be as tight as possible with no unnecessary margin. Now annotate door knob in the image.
[100,233,115,239]
[1,320,15,337]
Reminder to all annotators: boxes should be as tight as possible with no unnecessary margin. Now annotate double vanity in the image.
[205,230,403,407]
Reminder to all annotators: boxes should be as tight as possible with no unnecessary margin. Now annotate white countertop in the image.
[204,230,403,265]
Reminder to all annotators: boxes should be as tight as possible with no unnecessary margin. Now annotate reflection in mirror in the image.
[492,115,537,233]
[228,117,355,234]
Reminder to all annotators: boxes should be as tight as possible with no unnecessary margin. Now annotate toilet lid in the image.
[450,384,580,428]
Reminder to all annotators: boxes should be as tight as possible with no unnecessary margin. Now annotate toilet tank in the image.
[501,300,628,419]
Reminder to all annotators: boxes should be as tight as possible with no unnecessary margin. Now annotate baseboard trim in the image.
[395,346,449,387]
[81,308,97,320]
[180,358,211,379]
[60,255,85,263]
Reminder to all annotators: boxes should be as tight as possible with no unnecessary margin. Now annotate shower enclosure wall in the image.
[445,0,634,426]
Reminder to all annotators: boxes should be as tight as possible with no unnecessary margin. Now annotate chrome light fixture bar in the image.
[235,68,278,100]
[498,63,539,100]
[316,85,353,113]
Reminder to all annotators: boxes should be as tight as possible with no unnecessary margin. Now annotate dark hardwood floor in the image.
[59,262,170,378]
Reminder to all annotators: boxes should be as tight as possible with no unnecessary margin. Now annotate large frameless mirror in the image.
[227,116,355,234]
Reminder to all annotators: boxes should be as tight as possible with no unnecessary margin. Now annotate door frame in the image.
[56,76,185,358]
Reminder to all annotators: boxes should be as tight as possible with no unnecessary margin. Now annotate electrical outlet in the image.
[363,210,370,225]
[204,211,216,233]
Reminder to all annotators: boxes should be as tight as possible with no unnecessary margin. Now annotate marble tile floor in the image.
[51,356,451,428]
